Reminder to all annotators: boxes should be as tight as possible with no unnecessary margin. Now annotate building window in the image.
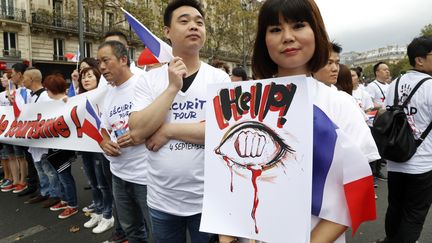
[1,0,14,16]
[129,47,135,61]
[53,0,63,27]
[3,32,16,50]
[107,12,114,29]
[84,42,92,58]
[53,38,64,60]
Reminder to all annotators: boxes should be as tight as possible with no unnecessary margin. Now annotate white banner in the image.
[0,87,107,152]
[201,76,313,243]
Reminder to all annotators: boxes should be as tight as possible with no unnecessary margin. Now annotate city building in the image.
[0,0,143,80]
[340,44,407,67]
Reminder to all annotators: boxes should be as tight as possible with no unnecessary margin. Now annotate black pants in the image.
[24,149,39,190]
[384,169,432,243]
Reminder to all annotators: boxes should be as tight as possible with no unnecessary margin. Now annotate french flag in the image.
[122,8,173,63]
[12,88,29,118]
[67,82,76,97]
[312,106,376,235]
[82,99,103,144]
[8,79,13,91]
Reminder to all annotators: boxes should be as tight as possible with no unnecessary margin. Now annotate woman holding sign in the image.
[218,0,377,242]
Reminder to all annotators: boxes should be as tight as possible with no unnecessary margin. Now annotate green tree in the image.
[389,58,411,78]
[420,24,432,37]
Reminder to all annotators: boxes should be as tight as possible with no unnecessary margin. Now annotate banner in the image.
[201,76,313,243]
[0,86,107,152]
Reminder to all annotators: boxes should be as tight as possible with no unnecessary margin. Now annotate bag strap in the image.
[393,76,402,105]
[396,76,432,146]
[374,81,386,101]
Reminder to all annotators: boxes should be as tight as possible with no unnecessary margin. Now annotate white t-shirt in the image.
[131,62,230,216]
[28,89,51,162]
[385,70,432,174]
[352,88,374,111]
[101,74,149,185]
[0,91,10,106]
[309,78,380,163]
[366,80,389,108]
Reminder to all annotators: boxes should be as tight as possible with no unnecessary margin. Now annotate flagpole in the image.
[78,0,84,63]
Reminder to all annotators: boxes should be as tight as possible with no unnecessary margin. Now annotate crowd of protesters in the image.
[1,0,432,243]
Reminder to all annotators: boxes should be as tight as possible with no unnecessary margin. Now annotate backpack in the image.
[371,76,432,163]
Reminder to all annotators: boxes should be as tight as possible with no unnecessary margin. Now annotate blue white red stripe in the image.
[312,105,376,235]
[81,99,103,144]
[122,8,173,63]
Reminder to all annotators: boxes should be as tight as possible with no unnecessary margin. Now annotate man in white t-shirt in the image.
[367,62,392,182]
[313,42,342,88]
[376,36,432,243]
[366,62,391,109]
[22,68,63,208]
[97,41,150,242]
[129,1,230,242]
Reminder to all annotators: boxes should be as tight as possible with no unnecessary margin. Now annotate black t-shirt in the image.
[181,70,199,93]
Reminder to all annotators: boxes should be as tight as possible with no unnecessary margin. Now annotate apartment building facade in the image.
[0,0,143,79]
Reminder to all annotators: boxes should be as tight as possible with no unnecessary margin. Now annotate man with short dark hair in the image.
[98,40,149,242]
[367,61,391,109]
[377,35,432,243]
[129,0,230,242]
[313,42,342,87]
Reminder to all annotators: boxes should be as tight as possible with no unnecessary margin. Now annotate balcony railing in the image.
[32,13,79,31]
[0,6,26,22]
[53,55,67,61]
[2,49,21,58]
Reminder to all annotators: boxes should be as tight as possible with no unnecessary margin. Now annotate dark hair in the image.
[78,67,101,94]
[252,0,330,79]
[373,61,387,77]
[98,40,131,67]
[350,67,361,79]
[43,74,68,95]
[80,57,99,69]
[232,66,248,81]
[407,35,432,67]
[212,60,230,74]
[335,64,353,95]
[12,63,27,74]
[331,42,342,54]
[163,0,205,27]
[103,30,129,44]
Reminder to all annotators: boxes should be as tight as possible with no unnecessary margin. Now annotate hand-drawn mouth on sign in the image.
[214,121,295,234]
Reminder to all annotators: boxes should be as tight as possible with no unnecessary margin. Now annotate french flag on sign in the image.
[122,8,173,63]
[82,99,103,144]
[12,87,30,118]
[312,106,376,236]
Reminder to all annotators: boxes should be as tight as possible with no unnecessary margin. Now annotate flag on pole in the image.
[312,105,376,235]
[121,8,173,63]
[67,82,76,97]
[12,88,29,118]
[71,48,80,62]
[8,79,13,91]
[82,99,103,144]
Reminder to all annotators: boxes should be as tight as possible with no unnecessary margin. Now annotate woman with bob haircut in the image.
[219,0,378,242]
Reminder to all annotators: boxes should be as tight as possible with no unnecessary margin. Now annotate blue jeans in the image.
[81,152,112,219]
[112,174,149,243]
[57,165,78,207]
[149,208,211,243]
[34,158,62,198]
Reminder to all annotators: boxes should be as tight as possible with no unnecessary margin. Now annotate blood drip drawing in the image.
[215,121,294,234]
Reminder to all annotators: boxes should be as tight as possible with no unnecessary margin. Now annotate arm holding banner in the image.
[129,57,185,143]
[145,122,205,152]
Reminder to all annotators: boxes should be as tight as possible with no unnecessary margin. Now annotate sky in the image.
[314,0,432,53]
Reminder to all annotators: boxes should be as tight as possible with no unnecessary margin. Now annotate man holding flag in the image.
[128,0,230,242]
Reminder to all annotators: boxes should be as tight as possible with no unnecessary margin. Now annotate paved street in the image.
[0,159,431,243]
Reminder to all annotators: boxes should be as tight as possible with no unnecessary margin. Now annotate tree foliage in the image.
[420,24,432,37]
